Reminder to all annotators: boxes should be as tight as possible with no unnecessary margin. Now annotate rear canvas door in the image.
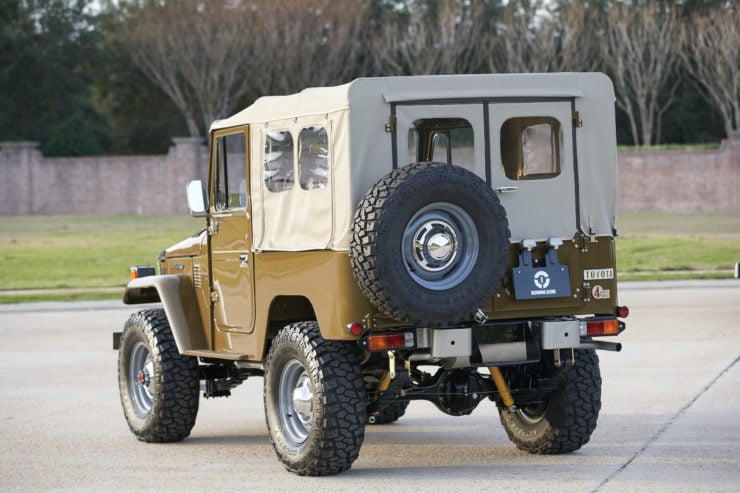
[488,101,577,242]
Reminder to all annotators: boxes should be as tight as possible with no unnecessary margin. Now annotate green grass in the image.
[0,289,123,304]
[618,143,721,152]
[0,213,738,302]
[0,215,203,295]
[616,212,740,281]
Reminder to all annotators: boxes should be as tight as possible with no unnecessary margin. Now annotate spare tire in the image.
[351,162,510,327]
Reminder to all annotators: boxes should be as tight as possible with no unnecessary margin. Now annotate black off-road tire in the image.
[367,401,409,425]
[118,309,200,442]
[264,322,367,476]
[351,162,510,327]
[499,349,602,454]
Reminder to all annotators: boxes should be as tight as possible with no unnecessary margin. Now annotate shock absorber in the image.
[489,366,516,411]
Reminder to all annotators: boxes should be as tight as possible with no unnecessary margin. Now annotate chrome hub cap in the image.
[129,342,154,417]
[291,373,313,426]
[279,360,313,446]
[402,202,479,291]
[412,220,459,271]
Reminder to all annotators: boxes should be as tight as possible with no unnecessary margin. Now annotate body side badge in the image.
[592,285,611,300]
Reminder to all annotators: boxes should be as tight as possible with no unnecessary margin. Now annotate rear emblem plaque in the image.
[512,247,571,300]
[584,268,614,280]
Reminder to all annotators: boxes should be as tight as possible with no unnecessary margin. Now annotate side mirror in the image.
[186,180,208,217]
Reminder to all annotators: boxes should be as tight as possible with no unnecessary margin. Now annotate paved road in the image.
[1,281,738,492]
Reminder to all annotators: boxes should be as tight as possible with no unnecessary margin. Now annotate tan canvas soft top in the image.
[211,74,617,252]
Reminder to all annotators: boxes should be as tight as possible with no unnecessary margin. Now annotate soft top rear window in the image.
[501,116,562,180]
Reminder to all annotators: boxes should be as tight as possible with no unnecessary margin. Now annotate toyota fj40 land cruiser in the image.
[115,73,628,476]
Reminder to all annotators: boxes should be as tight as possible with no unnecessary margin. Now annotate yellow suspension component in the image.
[489,366,515,411]
[376,370,392,392]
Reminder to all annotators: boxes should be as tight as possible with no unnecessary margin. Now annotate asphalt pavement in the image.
[0,280,738,492]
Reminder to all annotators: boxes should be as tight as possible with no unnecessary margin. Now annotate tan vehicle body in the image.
[118,74,626,476]
[124,73,620,363]
[126,235,616,361]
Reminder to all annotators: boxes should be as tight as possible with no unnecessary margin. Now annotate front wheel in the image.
[118,309,200,442]
[264,322,367,476]
[499,349,602,454]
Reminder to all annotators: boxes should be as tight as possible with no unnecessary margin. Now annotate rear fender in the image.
[123,275,207,353]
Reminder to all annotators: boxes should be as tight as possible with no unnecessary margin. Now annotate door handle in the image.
[495,186,519,194]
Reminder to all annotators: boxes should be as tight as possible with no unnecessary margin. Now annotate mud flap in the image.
[512,247,571,300]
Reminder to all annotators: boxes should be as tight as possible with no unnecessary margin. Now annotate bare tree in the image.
[681,4,739,138]
[364,8,407,76]
[119,0,370,135]
[175,2,263,129]
[491,1,555,73]
[488,1,599,74]
[250,0,369,95]
[604,3,683,146]
[120,0,259,137]
[369,0,491,76]
[554,1,604,73]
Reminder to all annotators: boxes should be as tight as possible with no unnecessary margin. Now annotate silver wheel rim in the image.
[516,402,547,425]
[129,341,154,417]
[401,202,479,291]
[278,359,313,447]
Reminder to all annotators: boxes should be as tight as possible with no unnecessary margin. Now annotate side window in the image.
[431,133,450,162]
[298,126,329,190]
[264,130,294,192]
[501,117,562,180]
[213,132,247,210]
[408,118,474,172]
[407,124,419,162]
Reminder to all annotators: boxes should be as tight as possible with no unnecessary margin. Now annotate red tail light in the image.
[586,319,620,337]
[346,322,364,337]
[366,332,415,351]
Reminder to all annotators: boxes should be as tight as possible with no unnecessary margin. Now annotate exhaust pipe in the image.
[578,340,622,352]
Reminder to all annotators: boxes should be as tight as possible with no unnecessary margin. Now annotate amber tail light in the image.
[130,265,156,280]
[364,332,415,351]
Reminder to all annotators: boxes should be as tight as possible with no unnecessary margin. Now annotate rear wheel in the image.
[118,309,200,442]
[264,322,366,476]
[499,349,602,454]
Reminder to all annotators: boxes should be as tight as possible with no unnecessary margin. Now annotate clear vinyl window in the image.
[298,126,329,190]
[213,132,247,210]
[501,116,562,180]
[407,118,474,172]
[264,130,294,192]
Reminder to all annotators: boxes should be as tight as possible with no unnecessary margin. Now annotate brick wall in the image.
[618,135,739,212]
[1,136,738,215]
[0,138,206,215]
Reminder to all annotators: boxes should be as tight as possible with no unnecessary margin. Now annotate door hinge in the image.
[210,290,219,303]
[572,111,583,128]
[384,115,397,133]
[208,219,219,236]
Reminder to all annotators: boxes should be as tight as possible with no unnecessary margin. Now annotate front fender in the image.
[123,275,207,353]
